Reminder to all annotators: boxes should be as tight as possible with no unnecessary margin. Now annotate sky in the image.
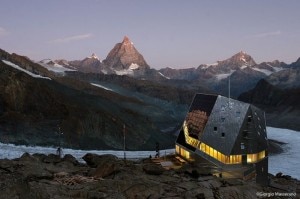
[0,0,300,69]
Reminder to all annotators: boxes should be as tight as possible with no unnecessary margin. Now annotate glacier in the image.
[0,127,299,179]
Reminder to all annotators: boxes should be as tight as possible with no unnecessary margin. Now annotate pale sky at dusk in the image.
[0,0,300,69]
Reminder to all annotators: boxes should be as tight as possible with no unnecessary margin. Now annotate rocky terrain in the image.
[0,153,298,199]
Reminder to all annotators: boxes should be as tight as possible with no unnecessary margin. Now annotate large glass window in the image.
[247,150,265,163]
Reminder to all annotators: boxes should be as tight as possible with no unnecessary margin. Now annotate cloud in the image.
[48,33,93,44]
[0,27,9,37]
[251,30,281,38]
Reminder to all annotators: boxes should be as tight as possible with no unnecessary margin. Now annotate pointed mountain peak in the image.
[91,53,98,59]
[122,36,133,45]
[229,51,256,65]
[88,53,100,61]
[234,51,249,57]
[104,36,149,71]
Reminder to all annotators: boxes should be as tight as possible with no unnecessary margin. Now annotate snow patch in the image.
[240,65,247,69]
[101,69,108,74]
[200,63,218,69]
[114,63,141,75]
[266,64,284,72]
[240,57,247,63]
[252,67,273,76]
[38,61,76,73]
[158,72,170,79]
[215,70,235,80]
[2,60,51,80]
[115,69,134,76]
[129,63,140,70]
[91,83,114,92]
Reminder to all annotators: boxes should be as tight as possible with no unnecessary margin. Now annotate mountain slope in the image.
[239,79,300,131]
[265,68,300,89]
[0,49,175,150]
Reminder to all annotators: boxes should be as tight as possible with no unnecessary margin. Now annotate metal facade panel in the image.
[200,95,250,155]
[250,105,268,151]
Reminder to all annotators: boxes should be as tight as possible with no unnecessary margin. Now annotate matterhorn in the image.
[103,36,150,73]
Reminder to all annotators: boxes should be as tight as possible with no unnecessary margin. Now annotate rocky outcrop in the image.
[0,153,299,199]
[68,53,106,73]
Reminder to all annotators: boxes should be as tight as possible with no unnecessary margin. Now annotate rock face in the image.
[69,53,105,73]
[0,153,299,199]
[104,36,150,72]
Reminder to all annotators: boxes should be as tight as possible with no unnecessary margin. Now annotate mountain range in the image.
[0,36,299,150]
[39,38,293,98]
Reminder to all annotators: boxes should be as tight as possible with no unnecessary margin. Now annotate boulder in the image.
[32,153,47,162]
[43,154,61,164]
[90,161,119,178]
[143,163,164,175]
[19,152,37,162]
[82,153,118,168]
[62,154,79,165]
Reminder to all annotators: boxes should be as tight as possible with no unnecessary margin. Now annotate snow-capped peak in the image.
[40,59,56,65]
[88,53,100,61]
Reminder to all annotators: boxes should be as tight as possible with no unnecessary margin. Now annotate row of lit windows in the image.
[247,150,265,163]
[182,121,265,164]
[200,142,242,164]
[175,145,190,160]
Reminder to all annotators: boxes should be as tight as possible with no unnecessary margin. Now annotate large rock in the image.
[43,154,61,164]
[62,154,79,165]
[90,161,120,178]
[142,163,164,175]
[82,153,118,168]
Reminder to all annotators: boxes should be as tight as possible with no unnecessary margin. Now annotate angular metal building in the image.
[175,93,268,185]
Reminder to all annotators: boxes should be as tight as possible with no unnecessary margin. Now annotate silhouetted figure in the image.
[56,147,62,158]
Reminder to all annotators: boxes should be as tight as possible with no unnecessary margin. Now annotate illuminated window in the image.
[247,150,265,163]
